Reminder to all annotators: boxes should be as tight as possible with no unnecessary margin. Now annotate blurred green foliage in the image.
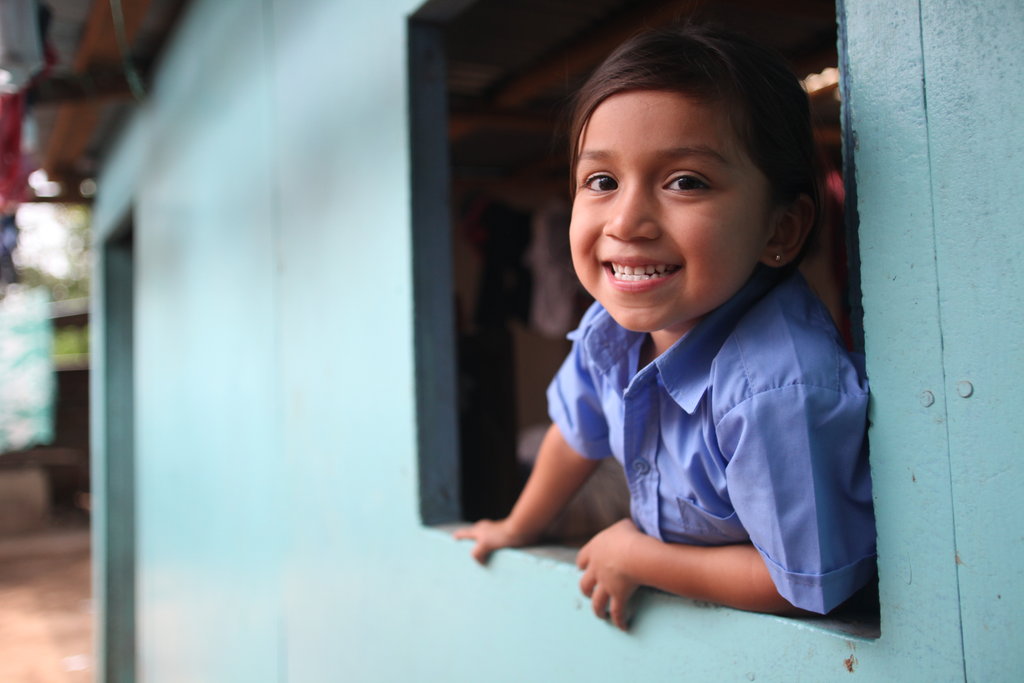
[53,325,90,357]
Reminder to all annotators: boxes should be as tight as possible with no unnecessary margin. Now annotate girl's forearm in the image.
[627,536,797,614]
[504,424,601,540]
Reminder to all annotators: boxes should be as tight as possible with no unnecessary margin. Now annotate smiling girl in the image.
[455,24,875,630]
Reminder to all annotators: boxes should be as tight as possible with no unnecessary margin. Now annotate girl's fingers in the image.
[470,540,493,565]
[575,545,590,570]
[579,571,596,598]
[453,520,488,541]
[590,585,610,620]
[609,595,629,631]
[452,523,495,564]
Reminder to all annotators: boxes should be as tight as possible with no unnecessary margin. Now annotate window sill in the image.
[435,523,880,640]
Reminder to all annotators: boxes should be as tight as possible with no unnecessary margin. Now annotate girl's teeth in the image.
[611,263,677,281]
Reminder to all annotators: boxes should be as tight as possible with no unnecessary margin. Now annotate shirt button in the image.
[632,459,651,475]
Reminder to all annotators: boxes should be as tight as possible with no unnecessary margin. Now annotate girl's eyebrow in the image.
[578,145,730,165]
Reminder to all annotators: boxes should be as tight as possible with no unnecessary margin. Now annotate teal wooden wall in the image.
[849,1,1024,679]
[90,0,1023,680]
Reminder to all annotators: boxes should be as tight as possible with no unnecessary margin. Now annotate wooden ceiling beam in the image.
[491,0,838,111]
[448,1,841,187]
[808,81,840,99]
[492,0,708,110]
[814,124,842,148]
[42,0,151,180]
[728,0,835,22]
[30,62,150,105]
[449,108,560,141]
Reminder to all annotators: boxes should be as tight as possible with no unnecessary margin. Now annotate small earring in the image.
[774,254,783,264]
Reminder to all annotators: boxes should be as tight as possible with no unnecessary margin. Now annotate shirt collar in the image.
[578,308,645,376]
[654,266,783,413]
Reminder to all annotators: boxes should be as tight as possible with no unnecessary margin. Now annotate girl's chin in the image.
[604,308,699,339]
[604,310,667,333]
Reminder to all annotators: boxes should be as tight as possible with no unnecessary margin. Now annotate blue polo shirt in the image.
[547,267,876,614]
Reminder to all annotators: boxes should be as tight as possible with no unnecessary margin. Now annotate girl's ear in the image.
[760,194,815,268]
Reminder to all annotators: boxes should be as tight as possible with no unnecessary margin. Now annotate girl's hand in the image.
[453,519,533,565]
[576,518,644,630]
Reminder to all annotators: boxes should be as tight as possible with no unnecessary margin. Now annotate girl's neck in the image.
[642,327,690,366]
[639,334,660,368]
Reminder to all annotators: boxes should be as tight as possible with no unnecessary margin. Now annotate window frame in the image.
[408,0,880,641]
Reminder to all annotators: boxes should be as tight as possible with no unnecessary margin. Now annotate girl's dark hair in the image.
[568,24,824,262]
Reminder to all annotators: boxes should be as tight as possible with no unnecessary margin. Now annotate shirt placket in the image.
[622,368,663,541]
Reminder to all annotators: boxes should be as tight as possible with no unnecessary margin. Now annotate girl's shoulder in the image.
[713,274,868,404]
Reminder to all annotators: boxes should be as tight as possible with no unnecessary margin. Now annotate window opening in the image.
[412,0,875,636]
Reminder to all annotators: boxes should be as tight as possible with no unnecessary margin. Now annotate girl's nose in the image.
[603,186,660,241]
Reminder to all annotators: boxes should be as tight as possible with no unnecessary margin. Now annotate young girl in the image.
[454,24,875,630]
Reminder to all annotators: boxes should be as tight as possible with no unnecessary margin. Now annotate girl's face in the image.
[570,89,788,355]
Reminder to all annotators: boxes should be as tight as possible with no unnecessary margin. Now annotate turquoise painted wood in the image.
[89,0,1023,680]
[844,0,966,675]
[91,98,147,683]
[917,2,1024,678]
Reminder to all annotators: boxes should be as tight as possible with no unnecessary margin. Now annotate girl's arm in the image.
[454,423,601,564]
[577,519,799,630]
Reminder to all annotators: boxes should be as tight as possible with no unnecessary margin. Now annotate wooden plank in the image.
[74,0,152,69]
[842,0,964,675]
[493,0,706,109]
[918,1,1024,678]
[442,0,837,148]
[42,0,152,180]
[491,0,835,110]
[31,66,139,105]
[449,108,555,140]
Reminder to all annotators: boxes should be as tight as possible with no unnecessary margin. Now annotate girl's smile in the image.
[569,89,799,357]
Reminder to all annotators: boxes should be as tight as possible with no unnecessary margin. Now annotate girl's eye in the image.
[583,174,618,192]
[668,175,709,191]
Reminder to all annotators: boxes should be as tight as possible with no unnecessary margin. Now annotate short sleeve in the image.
[717,383,876,614]
[546,307,614,461]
